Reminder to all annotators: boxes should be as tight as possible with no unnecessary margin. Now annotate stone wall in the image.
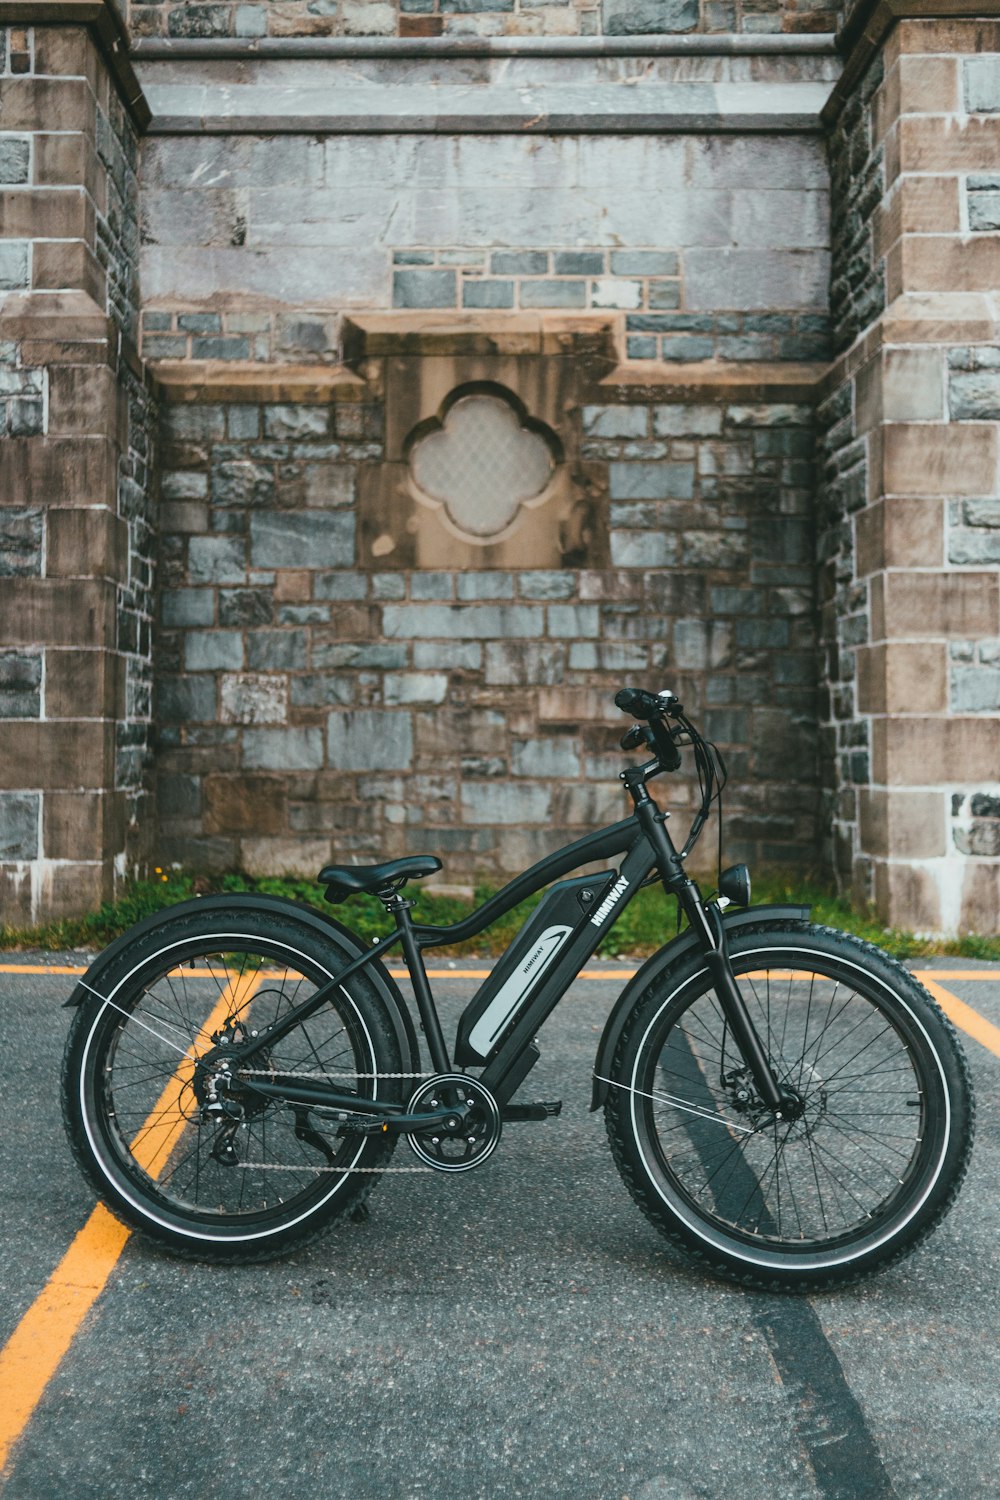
[128,1,838,41]
[819,17,1000,933]
[155,360,820,881]
[0,18,157,924]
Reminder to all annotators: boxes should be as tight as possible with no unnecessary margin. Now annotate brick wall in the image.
[127,1,838,42]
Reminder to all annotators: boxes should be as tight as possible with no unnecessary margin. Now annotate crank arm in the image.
[351,1104,472,1137]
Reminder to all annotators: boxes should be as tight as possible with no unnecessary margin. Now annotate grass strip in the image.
[2,869,998,961]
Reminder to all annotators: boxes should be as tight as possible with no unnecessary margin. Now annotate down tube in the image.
[480,838,657,1102]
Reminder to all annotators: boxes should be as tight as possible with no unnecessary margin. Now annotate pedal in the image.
[502,1101,563,1122]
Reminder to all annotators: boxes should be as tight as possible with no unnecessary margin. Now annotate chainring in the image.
[405,1074,502,1173]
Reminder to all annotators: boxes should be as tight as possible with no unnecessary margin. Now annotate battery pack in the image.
[455,871,615,1065]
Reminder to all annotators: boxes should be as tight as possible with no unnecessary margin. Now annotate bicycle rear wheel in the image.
[605,923,974,1289]
[62,903,407,1261]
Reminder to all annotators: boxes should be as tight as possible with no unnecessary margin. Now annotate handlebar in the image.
[615,687,683,773]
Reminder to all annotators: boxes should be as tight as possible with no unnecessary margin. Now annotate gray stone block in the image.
[0,242,29,291]
[244,726,325,770]
[184,630,244,672]
[162,588,215,627]
[289,673,354,708]
[220,673,288,724]
[263,405,330,439]
[0,791,39,859]
[413,642,482,670]
[162,471,209,501]
[547,604,600,637]
[372,574,406,601]
[653,405,722,437]
[0,138,30,184]
[511,738,581,778]
[461,782,551,825]
[685,249,829,311]
[626,337,658,360]
[328,710,414,771]
[383,672,448,704]
[250,511,355,569]
[610,531,677,568]
[462,279,514,309]
[582,406,648,439]
[484,641,566,685]
[610,251,680,276]
[247,629,308,670]
[0,651,41,719]
[608,462,696,501]
[951,667,1000,712]
[950,369,1000,421]
[411,572,454,601]
[393,270,457,309]
[517,571,576,600]
[314,572,368,601]
[218,588,273,626]
[159,676,216,723]
[211,459,275,508]
[554,251,605,275]
[166,405,226,441]
[490,251,548,275]
[188,535,246,584]
[382,604,544,639]
[457,572,515,600]
[965,56,1000,113]
[0,509,42,577]
[969,189,1000,231]
[519,280,586,309]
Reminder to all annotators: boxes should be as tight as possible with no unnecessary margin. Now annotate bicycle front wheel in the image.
[605,923,974,1289]
[62,902,408,1261]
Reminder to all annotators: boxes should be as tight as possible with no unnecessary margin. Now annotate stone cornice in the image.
[825,0,1000,125]
[0,0,150,129]
[132,34,837,61]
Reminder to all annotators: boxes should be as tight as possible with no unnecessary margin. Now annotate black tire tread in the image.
[604,921,975,1291]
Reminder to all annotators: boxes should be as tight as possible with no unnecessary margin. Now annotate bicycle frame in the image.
[233,766,798,1124]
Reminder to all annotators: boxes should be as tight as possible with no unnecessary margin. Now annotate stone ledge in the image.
[0,0,151,131]
[343,313,620,364]
[599,360,826,402]
[149,360,369,405]
[132,36,839,61]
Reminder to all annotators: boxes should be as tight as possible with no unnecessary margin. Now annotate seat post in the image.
[386,895,451,1075]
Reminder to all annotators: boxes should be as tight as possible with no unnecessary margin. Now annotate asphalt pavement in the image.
[1,954,998,1500]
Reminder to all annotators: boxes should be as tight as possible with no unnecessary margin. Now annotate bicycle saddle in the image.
[318,855,442,903]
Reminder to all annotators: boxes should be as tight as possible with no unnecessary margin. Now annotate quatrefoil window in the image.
[407,387,558,541]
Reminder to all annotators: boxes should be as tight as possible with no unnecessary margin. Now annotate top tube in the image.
[413,816,644,948]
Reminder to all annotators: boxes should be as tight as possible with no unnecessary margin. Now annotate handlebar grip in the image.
[614,688,663,720]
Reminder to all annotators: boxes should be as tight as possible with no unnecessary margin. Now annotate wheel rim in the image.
[81,933,380,1238]
[629,948,949,1264]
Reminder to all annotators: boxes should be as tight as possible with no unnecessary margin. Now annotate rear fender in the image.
[590,903,811,1110]
[64,893,421,1077]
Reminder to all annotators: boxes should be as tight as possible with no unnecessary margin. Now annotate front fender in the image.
[64,893,422,1078]
[590,903,810,1111]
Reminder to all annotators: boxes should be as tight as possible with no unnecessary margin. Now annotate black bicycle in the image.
[62,688,974,1289]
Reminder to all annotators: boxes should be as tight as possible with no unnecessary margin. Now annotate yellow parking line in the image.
[0,970,261,1477]
[2,962,641,981]
[917,975,1000,1062]
[913,971,1000,982]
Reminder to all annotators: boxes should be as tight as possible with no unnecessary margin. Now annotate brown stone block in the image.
[872,859,942,932]
[899,115,1000,174]
[860,789,946,858]
[0,578,116,648]
[43,789,126,862]
[203,775,288,836]
[855,498,944,574]
[34,132,104,211]
[274,571,312,603]
[959,863,1000,936]
[0,76,94,132]
[38,859,114,921]
[47,508,129,580]
[856,642,947,713]
[0,721,115,790]
[0,436,115,505]
[901,235,1000,294]
[854,358,881,436]
[0,868,35,929]
[46,648,124,718]
[32,24,93,82]
[872,716,1000,785]
[873,570,998,640]
[872,62,900,146]
[31,238,105,304]
[0,188,91,241]
[882,348,945,422]
[47,364,119,438]
[875,178,961,262]
[884,239,905,304]
[882,423,998,497]
[18,337,110,367]
[897,19,1000,54]
[897,55,959,114]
